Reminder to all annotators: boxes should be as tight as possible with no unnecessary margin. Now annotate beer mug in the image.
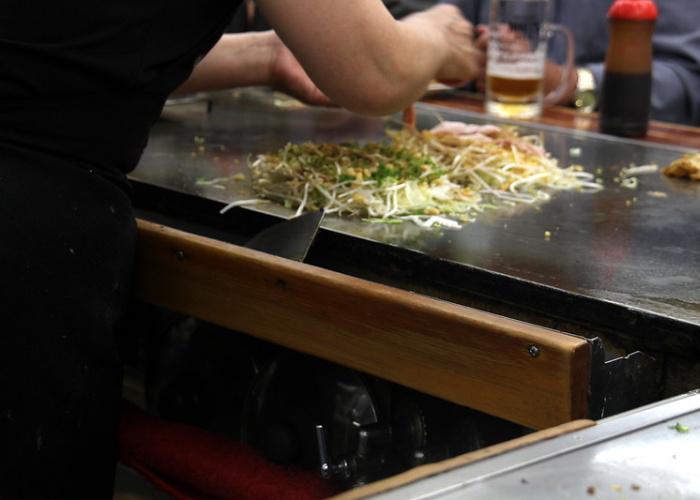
[486,0,574,119]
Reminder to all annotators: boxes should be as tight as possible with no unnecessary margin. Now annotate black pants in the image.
[0,147,136,499]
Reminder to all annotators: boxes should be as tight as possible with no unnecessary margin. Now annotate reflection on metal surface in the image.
[132,88,700,331]
[372,392,700,500]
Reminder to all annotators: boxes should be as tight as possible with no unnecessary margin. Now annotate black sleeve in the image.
[384,0,438,19]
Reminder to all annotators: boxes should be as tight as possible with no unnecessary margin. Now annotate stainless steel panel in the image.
[373,392,700,500]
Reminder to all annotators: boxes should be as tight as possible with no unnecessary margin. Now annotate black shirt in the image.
[0,1,241,185]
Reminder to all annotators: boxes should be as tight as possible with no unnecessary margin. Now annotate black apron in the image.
[0,1,241,497]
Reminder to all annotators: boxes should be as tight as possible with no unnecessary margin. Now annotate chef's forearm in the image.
[173,32,277,96]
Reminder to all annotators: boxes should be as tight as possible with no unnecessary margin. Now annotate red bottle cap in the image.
[608,0,658,21]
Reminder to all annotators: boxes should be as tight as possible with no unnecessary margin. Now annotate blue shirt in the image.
[443,0,700,125]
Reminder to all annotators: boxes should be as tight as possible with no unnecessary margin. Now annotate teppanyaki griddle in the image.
[130,88,700,355]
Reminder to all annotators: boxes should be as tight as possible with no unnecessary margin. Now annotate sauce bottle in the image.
[599,0,658,138]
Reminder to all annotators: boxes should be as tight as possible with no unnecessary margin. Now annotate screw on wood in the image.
[528,345,541,358]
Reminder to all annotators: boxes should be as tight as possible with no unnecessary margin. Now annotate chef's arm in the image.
[255,0,478,115]
[177,2,478,115]
[175,32,274,93]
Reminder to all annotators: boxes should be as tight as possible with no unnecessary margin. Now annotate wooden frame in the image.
[135,219,591,430]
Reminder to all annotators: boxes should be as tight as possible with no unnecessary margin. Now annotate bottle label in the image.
[600,72,652,137]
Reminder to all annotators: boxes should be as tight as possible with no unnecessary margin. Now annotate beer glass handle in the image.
[543,24,575,107]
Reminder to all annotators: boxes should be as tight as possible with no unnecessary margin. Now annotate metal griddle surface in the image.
[131,89,700,338]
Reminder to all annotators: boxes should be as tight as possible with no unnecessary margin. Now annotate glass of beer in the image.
[486,0,574,119]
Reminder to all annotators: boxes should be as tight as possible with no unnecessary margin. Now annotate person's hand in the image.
[401,5,479,87]
[472,27,577,105]
[474,25,534,93]
[474,25,489,92]
[543,60,578,105]
[268,36,333,107]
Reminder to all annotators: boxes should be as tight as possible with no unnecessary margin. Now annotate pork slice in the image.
[430,121,502,137]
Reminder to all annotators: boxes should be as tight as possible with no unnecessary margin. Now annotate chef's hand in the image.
[268,36,333,107]
[401,5,479,87]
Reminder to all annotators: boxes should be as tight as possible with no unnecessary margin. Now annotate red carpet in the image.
[119,402,337,500]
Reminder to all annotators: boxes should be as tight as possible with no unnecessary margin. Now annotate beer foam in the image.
[488,63,542,80]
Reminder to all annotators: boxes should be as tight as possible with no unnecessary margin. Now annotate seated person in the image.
[444,0,700,125]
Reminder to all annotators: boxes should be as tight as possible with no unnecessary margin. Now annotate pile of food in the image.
[662,152,700,181]
[247,122,602,229]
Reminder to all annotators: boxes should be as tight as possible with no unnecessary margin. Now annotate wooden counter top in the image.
[423,92,700,150]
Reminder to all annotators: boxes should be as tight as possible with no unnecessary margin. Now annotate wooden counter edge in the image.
[135,219,591,429]
[331,419,596,500]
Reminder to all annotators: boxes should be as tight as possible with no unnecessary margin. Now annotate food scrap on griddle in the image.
[662,152,700,181]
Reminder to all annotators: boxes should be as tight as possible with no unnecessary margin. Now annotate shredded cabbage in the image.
[245,122,602,229]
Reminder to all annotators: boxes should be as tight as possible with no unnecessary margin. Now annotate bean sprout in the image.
[246,122,603,228]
